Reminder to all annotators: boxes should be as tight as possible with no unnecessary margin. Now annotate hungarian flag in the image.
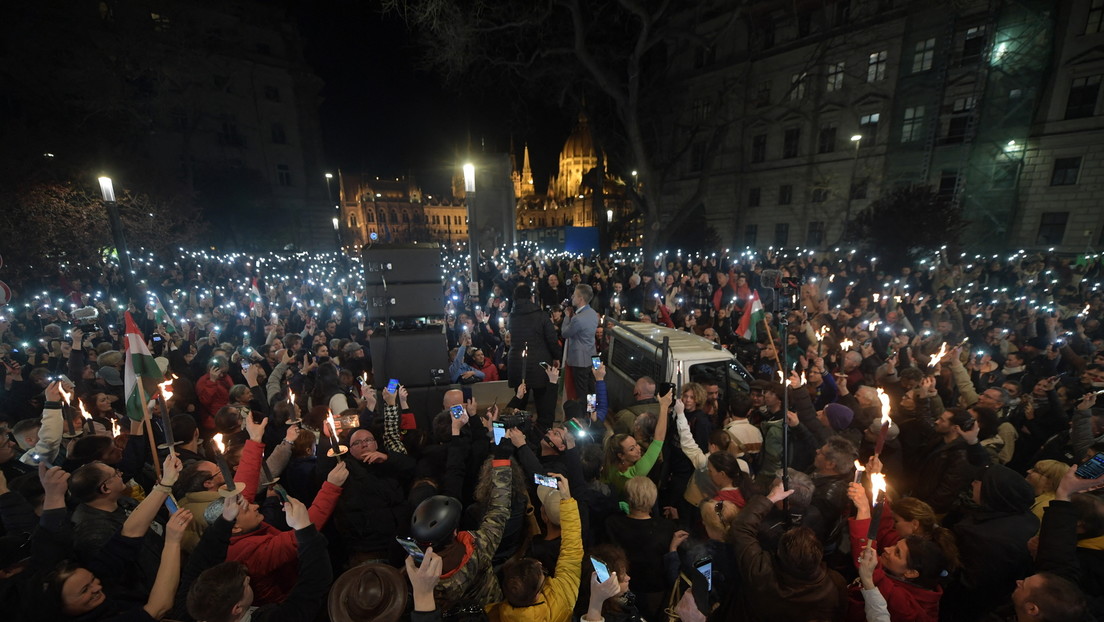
[737,291,764,341]
[123,312,164,421]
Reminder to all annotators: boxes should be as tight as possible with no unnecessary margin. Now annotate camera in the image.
[499,410,533,433]
[71,306,101,333]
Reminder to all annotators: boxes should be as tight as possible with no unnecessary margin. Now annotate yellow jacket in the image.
[486,498,583,622]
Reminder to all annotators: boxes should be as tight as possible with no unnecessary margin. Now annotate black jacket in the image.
[506,300,559,389]
[909,437,991,515]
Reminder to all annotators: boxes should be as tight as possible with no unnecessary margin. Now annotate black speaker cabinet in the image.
[365,282,445,319]
[370,328,450,389]
[362,243,442,286]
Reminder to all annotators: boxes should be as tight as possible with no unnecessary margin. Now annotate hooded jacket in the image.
[950,464,1039,618]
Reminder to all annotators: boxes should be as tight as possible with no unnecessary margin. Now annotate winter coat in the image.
[227,481,342,605]
[506,300,560,389]
[485,498,583,622]
[331,450,416,554]
[721,495,848,621]
[847,517,942,622]
[948,465,1039,619]
[909,437,990,515]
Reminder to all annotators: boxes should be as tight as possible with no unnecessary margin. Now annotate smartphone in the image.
[396,537,425,563]
[450,404,466,419]
[386,378,399,393]
[539,361,552,371]
[591,556,610,583]
[658,382,675,398]
[492,421,506,445]
[534,473,559,489]
[30,453,54,468]
[152,335,163,342]
[271,485,290,504]
[959,417,976,431]
[1075,452,1104,479]
[695,557,713,591]
[586,393,597,413]
[164,495,179,514]
[241,361,251,371]
[591,355,601,370]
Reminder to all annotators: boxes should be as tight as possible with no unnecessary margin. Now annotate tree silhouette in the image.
[844,186,967,269]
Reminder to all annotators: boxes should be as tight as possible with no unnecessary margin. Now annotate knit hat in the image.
[537,484,564,526]
[867,417,900,442]
[327,563,407,622]
[823,403,854,430]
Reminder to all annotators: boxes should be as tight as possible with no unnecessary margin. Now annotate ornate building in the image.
[338,174,468,248]
[513,112,638,246]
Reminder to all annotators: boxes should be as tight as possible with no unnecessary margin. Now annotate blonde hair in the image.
[625,476,657,513]
[1032,460,1069,493]
[681,382,707,409]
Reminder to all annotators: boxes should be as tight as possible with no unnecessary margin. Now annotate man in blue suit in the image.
[561,284,599,401]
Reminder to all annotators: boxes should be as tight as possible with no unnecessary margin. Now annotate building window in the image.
[276,164,291,186]
[1065,75,1101,119]
[692,97,712,122]
[912,38,936,73]
[366,211,374,223]
[218,116,243,147]
[826,61,845,92]
[403,211,410,223]
[270,122,286,144]
[1087,0,1104,34]
[349,214,358,228]
[390,210,398,223]
[868,50,888,82]
[690,143,706,172]
[762,18,776,49]
[744,224,758,247]
[1051,157,1082,185]
[1036,212,1069,245]
[264,85,281,102]
[748,187,761,207]
[807,221,826,247]
[962,26,986,64]
[751,134,767,163]
[774,223,790,247]
[693,44,716,68]
[783,128,801,158]
[812,188,829,203]
[779,184,793,205]
[755,81,772,107]
[818,124,837,153]
[991,159,1019,189]
[901,106,924,142]
[860,113,880,139]
[954,97,977,113]
[938,169,959,195]
[790,73,807,100]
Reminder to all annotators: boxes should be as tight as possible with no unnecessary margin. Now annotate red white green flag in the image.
[123,312,163,421]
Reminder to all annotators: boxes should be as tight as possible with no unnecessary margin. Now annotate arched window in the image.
[366,211,374,223]
[349,214,358,228]
[402,211,410,223]
[390,209,398,223]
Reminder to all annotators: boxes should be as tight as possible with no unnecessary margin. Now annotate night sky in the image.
[294,1,573,196]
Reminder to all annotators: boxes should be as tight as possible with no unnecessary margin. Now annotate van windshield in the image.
[687,360,752,410]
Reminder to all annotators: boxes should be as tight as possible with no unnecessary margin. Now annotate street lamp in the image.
[463,163,479,296]
[842,134,863,244]
[324,173,341,251]
[98,176,139,305]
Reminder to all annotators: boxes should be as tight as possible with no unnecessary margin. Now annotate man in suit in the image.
[561,284,600,401]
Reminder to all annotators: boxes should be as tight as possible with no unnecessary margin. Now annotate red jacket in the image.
[195,373,232,431]
[847,516,942,622]
[477,358,499,382]
[228,441,342,605]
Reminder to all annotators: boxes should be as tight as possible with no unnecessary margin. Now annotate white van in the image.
[603,319,753,413]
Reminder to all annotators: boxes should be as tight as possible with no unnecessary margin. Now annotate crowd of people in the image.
[0,243,1102,622]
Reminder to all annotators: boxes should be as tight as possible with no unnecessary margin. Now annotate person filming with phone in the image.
[561,284,599,401]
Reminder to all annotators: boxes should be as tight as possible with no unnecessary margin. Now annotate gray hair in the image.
[574,284,594,304]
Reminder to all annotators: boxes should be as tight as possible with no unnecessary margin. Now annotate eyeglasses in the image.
[350,438,377,449]
[96,465,123,489]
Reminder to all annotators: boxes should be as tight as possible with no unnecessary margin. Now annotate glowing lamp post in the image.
[463,162,479,297]
[99,176,140,304]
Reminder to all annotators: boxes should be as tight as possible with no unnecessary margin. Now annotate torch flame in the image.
[799,371,807,386]
[287,388,295,404]
[1081,303,1091,316]
[815,325,830,342]
[58,383,72,406]
[158,376,174,401]
[928,342,948,368]
[840,339,853,351]
[111,418,121,438]
[326,409,340,440]
[777,370,785,383]
[212,433,226,454]
[77,399,92,423]
[876,388,891,424]
[870,472,887,501]
[854,460,865,473]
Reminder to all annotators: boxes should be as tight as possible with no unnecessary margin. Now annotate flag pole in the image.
[135,379,162,481]
[762,316,784,372]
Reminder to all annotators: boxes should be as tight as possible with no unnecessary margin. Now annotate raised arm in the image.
[122,453,182,538]
[144,509,192,619]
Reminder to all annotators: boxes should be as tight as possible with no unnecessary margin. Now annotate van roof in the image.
[614,321,734,363]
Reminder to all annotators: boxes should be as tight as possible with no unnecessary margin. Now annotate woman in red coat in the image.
[846,482,954,622]
[195,356,232,435]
